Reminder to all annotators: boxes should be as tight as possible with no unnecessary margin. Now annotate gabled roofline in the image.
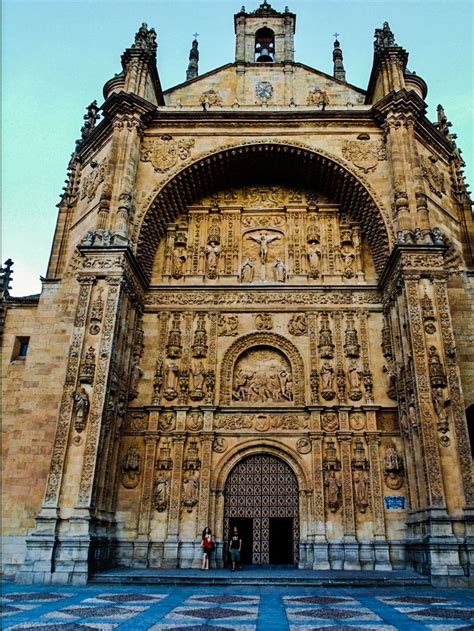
[163,61,365,95]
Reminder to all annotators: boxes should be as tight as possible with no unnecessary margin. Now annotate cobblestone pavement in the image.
[2,582,474,630]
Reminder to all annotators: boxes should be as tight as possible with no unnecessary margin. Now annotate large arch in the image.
[135,141,392,279]
[219,331,306,405]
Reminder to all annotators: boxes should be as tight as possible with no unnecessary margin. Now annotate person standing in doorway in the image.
[201,527,213,570]
[228,526,242,571]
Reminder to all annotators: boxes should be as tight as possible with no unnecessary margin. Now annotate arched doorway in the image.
[223,454,299,566]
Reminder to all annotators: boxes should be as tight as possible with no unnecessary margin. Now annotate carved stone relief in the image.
[383,443,404,490]
[218,314,239,336]
[152,472,170,512]
[215,413,309,431]
[121,442,142,489]
[342,137,386,173]
[288,314,308,336]
[80,158,108,201]
[232,347,293,403]
[141,135,194,173]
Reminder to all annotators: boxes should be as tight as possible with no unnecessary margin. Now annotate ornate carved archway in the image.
[219,332,305,405]
[134,142,392,279]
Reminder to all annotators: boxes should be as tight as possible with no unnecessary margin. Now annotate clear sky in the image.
[3,0,473,296]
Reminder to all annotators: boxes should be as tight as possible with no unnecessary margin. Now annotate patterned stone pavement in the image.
[1,582,473,630]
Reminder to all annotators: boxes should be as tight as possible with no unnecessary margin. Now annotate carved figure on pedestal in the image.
[348,360,363,401]
[190,361,206,401]
[247,231,281,264]
[182,470,200,512]
[273,257,286,282]
[163,362,179,400]
[72,388,90,433]
[205,241,221,279]
[172,250,187,279]
[128,355,144,400]
[241,257,254,283]
[340,245,355,278]
[428,345,447,388]
[325,470,341,512]
[80,346,96,384]
[383,443,404,490]
[354,471,369,513]
[320,361,336,400]
[383,361,397,399]
[307,245,322,278]
[121,442,141,489]
[408,393,418,430]
[432,387,450,438]
[153,473,170,512]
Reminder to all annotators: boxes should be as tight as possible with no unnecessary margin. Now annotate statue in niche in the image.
[247,231,281,264]
[241,257,254,283]
[121,442,141,489]
[432,387,450,433]
[325,471,341,512]
[128,355,144,400]
[172,250,187,279]
[383,444,403,473]
[182,470,200,512]
[190,361,206,400]
[163,362,179,400]
[72,388,90,433]
[354,471,369,513]
[340,245,356,278]
[383,361,397,400]
[205,241,221,279]
[232,348,293,403]
[307,245,322,278]
[153,473,170,512]
[320,361,335,391]
[348,360,362,389]
[428,345,447,388]
[408,393,418,430]
[273,257,286,282]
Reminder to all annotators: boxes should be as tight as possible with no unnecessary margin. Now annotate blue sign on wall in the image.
[384,496,406,510]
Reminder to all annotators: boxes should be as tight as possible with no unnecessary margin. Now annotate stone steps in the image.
[90,567,431,587]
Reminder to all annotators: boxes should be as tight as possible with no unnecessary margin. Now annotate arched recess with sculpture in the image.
[219,332,305,406]
[134,142,393,285]
[212,439,311,566]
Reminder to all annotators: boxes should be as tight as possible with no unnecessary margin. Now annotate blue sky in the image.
[3,0,473,295]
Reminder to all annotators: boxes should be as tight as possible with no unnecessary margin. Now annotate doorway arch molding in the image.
[219,331,306,405]
[134,140,393,278]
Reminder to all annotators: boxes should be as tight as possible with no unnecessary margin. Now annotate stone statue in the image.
[383,362,397,399]
[182,470,200,511]
[384,444,402,473]
[307,245,322,277]
[273,257,286,282]
[232,368,255,401]
[72,388,89,433]
[432,387,449,432]
[325,471,341,512]
[428,345,447,388]
[354,471,369,512]
[191,361,206,392]
[278,370,293,401]
[241,257,254,283]
[153,473,169,511]
[247,231,281,264]
[205,241,221,278]
[340,245,355,278]
[348,360,362,389]
[320,361,335,390]
[163,362,179,399]
[128,355,144,400]
[172,250,187,279]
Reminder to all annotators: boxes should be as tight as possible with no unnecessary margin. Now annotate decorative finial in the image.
[132,22,157,54]
[374,21,396,51]
[0,259,14,296]
[332,35,346,82]
[80,101,100,141]
[186,35,199,81]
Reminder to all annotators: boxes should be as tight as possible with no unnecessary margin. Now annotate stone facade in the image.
[1,4,473,586]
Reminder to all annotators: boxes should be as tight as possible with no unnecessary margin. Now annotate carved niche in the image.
[232,347,293,404]
[220,333,305,405]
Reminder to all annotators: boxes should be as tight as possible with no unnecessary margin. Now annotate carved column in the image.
[339,432,360,569]
[163,433,185,567]
[137,413,160,537]
[195,432,213,566]
[367,433,391,569]
[310,432,329,569]
[384,115,411,232]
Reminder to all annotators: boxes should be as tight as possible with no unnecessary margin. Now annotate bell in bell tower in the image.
[235,2,296,64]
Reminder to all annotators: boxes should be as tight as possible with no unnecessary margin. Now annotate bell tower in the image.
[234,2,296,63]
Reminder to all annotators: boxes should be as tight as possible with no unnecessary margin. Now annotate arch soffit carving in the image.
[133,140,393,277]
[220,331,305,405]
[214,438,311,493]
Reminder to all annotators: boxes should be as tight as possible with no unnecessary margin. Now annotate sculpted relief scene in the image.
[150,186,377,285]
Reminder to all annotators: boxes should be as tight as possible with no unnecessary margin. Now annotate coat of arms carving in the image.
[421,155,445,197]
[342,137,386,173]
[141,134,195,172]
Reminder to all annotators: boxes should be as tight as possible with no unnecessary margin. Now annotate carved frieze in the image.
[214,413,309,431]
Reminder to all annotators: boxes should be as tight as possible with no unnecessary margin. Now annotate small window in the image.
[11,336,30,362]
